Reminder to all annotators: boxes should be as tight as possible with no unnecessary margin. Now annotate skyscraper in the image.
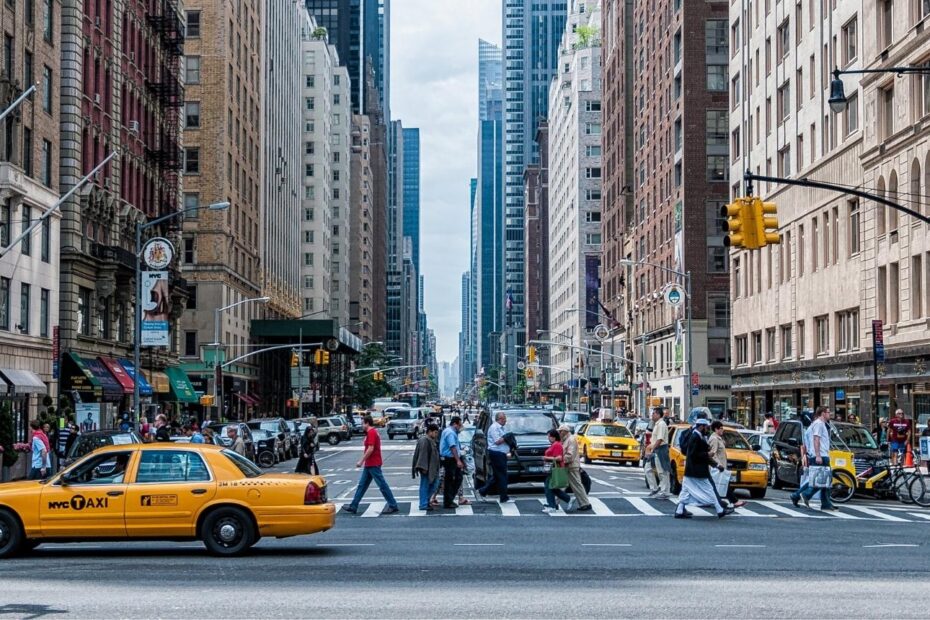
[402,128,420,274]
[476,97,504,371]
[478,39,502,122]
[385,120,405,357]
[501,1,567,331]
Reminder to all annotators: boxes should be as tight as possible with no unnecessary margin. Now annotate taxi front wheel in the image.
[0,510,24,559]
[201,507,256,556]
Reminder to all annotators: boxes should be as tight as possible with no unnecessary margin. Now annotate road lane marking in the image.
[753,500,826,518]
[455,503,474,516]
[733,506,772,518]
[908,512,930,520]
[408,505,427,516]
[714,544,766,548]
[496,501,520,516]
[316,543,376,547]
[624,497,663,516]
[453,543,503,546]
[863,543,919,548]
[589,497,615,516]
[361,501,385,517]
[582,543,632,547]
[842,506,910,522]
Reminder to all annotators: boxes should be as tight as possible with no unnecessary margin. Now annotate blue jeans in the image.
[349,466,398,510]
[479,451,509,501]
[418,475,440,509]
[791,456,833,509]
[544,475,571,508]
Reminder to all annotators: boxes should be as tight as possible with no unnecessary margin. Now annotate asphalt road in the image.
[3,429,930,619]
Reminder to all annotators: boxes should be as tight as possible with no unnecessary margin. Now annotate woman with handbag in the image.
[295,425,318,475]
[542,429,572,513]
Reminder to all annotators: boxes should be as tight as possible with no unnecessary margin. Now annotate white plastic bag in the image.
[711,468,731,497]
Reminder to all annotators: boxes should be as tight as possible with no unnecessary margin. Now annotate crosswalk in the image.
[332,496,930,523]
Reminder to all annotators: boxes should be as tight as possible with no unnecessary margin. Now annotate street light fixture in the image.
[211,295,271,419]
[133,200,230,417]
[829,65,930,113]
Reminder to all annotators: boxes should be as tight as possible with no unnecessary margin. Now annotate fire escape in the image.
[146,0,184,215]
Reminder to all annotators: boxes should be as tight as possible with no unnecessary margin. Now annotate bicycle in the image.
[855,459,925,504]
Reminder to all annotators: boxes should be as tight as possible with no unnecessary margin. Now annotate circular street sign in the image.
[517,361,526,370]
[325,338,340,352]
[142,237,174,269]
[664,285,684,307]
[593,324,610,341]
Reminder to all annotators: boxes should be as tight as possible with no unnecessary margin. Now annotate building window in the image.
[913,255,924,319]
[17,283,28,334]
[708,338,730,366]
[21,206,31,256]
[881,85,894,139]
[584,122,601,135]
[184,102,201,128]
[708,295,730,329]
[0,277,8,330]
[186,10,201,37]
[706,156,727,182]
[585,145,601,157]
[776,20,790,62]
[41,216,50,262]
[77,287,90,335]
[815,315,830,355]
[797,320,806,358]
[187,284,197,310]
[184,331,197,357]
[842,17,857,64]
[735,335,748,366]
[39,288,49,338]
[584,100,601,112]
[42,66,52,114]
[781,324,793,359]
[706,110,728,149]
[730,74,741,108]
[889,261,900,323]
[184,56,201,84]
[707,65,728,91]
[733,257,741,297]
[184,148,200,174]
[708,246,727,273]
[306,74,315,88]
[752,331,763,364]
[845,92,859,135]
[766,328,776,361]
[40,139,51,186]
[880,0,893,49]
[585,167,602,179]
[777,82,790,122]
[22,126,33,177]
[837,308,860,352]
[183,237,195,264]
[23,51,34,98]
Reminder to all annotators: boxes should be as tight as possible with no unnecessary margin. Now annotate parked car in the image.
[284,420,301,458]
[471,409,558,486]
[206,423,256,462]
[768,418,860,493]
[246,419,290,462]
[316,416,351,445]
[250,429,283,467]
[740,430,775,463]
[383,406,412,421]
[559,411,591,432]
[332,415,355,441]
[63,430,143,467]
[386,408,427,439]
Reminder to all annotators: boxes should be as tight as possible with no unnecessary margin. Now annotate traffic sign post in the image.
[872,320,884,435]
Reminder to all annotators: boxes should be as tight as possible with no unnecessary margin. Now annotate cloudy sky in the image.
[391,0,501,364]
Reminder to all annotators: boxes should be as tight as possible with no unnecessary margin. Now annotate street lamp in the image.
[829,65,930,113]
[133,200,230,417]
[538,328,577,409]
[211,295,271,419]
[618,258,693,417]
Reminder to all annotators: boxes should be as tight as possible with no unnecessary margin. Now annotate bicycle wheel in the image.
[830,470,856,504]
[909,474,930,507]
[894,472,916,504]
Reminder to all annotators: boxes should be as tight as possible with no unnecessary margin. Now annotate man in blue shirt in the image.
[439,416,464,508]
[478,412,511,503]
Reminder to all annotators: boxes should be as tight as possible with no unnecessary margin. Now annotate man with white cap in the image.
[675,418,734,519]
[559,424,593,512]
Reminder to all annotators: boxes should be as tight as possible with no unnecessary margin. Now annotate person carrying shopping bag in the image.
[542,429,571,513]
[559,424,593,512]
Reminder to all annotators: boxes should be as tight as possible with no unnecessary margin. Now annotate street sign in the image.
[644,366,654,373]
[664,285,684,307]
[875,344,885,363]
[691,372,700,386]
[691,387,700,396]
[517,361,526,370]
[872,320,884,344]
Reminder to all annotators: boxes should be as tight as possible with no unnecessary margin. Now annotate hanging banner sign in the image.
[141,271,170,346]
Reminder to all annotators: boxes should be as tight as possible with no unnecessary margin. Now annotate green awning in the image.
[164,367,199,403]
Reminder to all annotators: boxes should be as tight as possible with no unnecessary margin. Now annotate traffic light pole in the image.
[744,171,930,225]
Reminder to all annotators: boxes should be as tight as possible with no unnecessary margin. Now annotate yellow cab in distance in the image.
[668,423,769,499]
[575,422,641,467]
[0,443,335,558]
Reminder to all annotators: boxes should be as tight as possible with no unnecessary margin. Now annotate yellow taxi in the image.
[668,423,768,499]
[576,422,641,466]
[0,443,335,558]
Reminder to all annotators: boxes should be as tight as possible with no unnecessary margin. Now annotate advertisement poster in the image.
[76,403,101,433]
[141,271,170,346]
[584,255,600,330]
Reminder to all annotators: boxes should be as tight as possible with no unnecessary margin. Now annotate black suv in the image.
[769,419,880,489]
[471,408,558,486]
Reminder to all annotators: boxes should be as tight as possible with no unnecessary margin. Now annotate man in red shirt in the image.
[343,415,399,514]
[889,409,912,465]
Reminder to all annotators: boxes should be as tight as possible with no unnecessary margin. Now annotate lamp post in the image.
[210,295,270,420]
[619,259,693,417]
[537,328,575,409]
[132,201,230,418]
[829,65,930,113]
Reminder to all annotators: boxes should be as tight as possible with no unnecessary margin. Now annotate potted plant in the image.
[0,403,16,482]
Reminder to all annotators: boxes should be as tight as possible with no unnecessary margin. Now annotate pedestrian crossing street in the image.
[333,495,930,523]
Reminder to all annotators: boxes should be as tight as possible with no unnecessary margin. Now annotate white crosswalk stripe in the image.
[334,497,930,522]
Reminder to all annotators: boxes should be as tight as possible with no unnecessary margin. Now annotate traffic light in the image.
[721,197,758,249]
[321,350,331,365]
[527,346,537,363]
[314,349,323,365]
[752,198,781,247]
[373,371,384,381]
[422,367,429,378]
[199,395,215,406]
[525,368,534,379]
[290,352,299,367]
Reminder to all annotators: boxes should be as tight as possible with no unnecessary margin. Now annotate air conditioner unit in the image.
[95,16,101,27]
[94,93,101,105]
[128,120,139,132]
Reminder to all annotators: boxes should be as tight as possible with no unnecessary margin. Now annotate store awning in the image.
[0,369,48,395]
[99,357,134,394]
[235,393,257,406]
[118,359,153,397]
[81,357,126,402]
[248,393,261,405]
[142,370,171,394]
[164,367,199,403]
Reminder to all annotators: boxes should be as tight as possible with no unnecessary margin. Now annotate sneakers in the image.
[802,496,811,509]
[576,504,593,512]
[567,498,577,511]
[342,505,357,514]
[541,506,559,514]
[821,505,840,511]
[647,489,660,498]
[382,506,399,514]
[790,494,800,508]
[674,511,692,519]
[653,493,670,500]
[718,506,735,519]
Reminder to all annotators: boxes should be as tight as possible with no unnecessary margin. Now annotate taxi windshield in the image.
[722,430,751,450]
[222,449,262,478]
[834,424,878,449]
[587,425,632,438]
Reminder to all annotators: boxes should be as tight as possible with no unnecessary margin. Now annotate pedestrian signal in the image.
[314,349,323,365]
[200,395,215,406]
[290,352,299,367]
[321,350,331,365]
[528,346,537,363]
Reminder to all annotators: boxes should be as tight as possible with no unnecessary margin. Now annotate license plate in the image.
[528,466,544,473]
[611,451,623,457]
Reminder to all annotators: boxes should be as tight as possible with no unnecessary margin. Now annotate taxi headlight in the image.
[748,463,767,471]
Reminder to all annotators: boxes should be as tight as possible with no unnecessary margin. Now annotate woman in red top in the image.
[542,429,572,513]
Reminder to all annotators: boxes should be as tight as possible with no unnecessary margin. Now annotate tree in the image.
[0,402,18,468]
[350,343,393,407]
[312,26,328,41]
[574,24,600,49]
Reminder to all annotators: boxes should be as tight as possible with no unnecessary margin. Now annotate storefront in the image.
[165,366,200,417]
[0,368,49,442]
[60,353,125,429]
